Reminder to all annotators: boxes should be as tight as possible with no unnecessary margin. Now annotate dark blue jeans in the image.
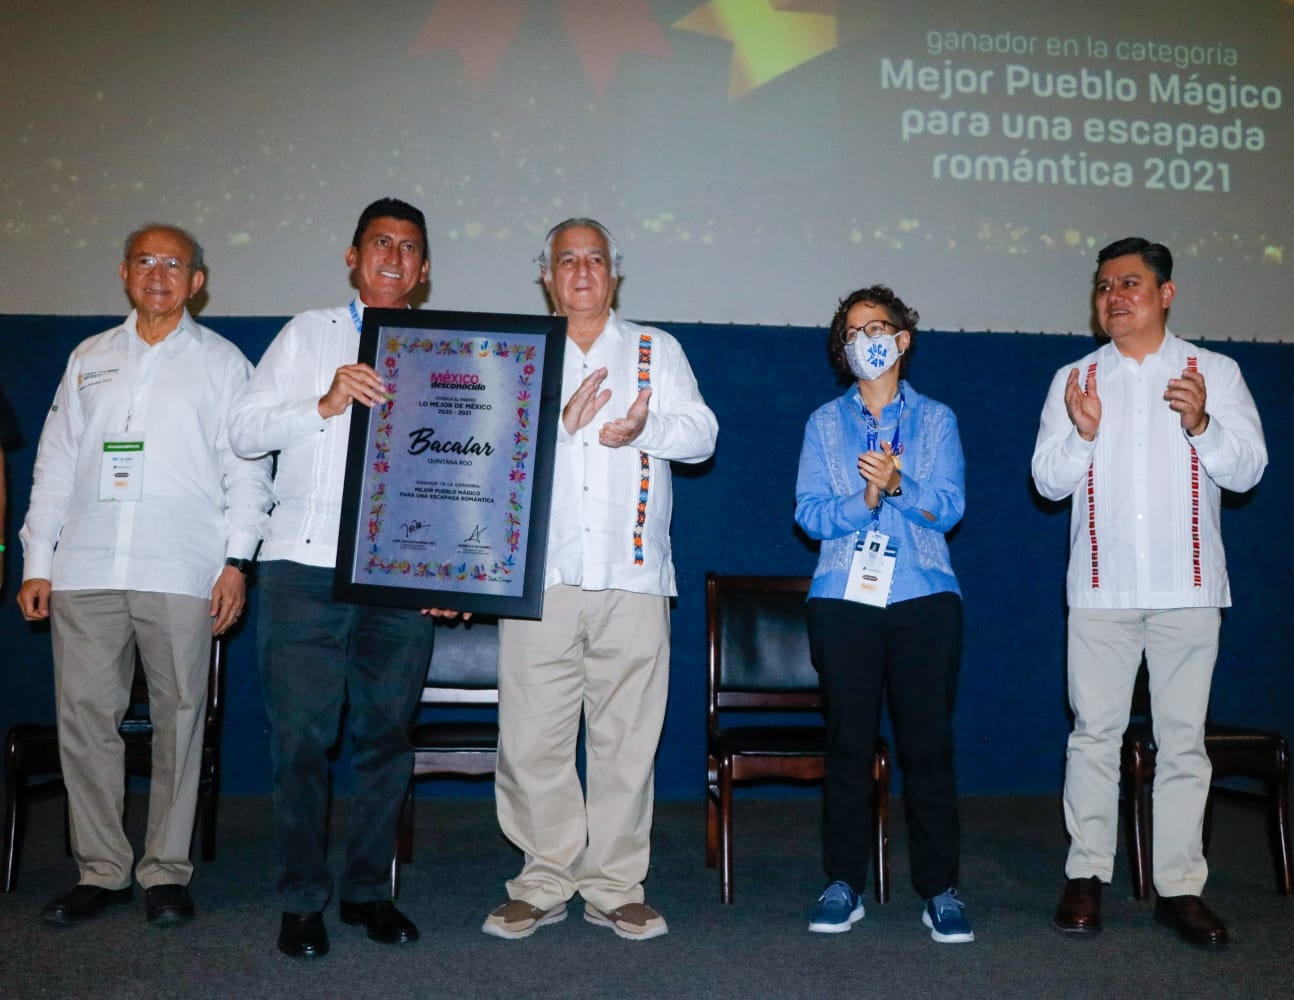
[808,592,963,901]
[257,561,435,911]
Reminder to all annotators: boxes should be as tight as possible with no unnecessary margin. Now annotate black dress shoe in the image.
[1053,876,1103,935]
[278,911,329,958]
[42,884,133,926]
[145,884,195,925]
[339,899,420,944]
[1154,894,1229,947]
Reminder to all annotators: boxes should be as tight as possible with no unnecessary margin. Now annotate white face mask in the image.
[847,332,903,381]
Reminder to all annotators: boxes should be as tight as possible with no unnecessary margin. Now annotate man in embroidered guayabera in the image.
[481,218,717,943]
[1033,237,1267,948]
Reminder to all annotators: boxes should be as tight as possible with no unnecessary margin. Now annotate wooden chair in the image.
[3,636,226,892]
[1121,660,1291,899]
[390,616,499,896]
[705,572,890,905]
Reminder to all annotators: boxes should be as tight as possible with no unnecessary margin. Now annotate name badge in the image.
[99,436,145,501]
[844,530,897,608]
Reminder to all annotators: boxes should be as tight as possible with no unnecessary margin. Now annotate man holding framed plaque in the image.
[482,218,718,942]
[229,198,449,959]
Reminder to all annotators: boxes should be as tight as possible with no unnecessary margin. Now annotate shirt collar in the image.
[566,309,622,351]
[1104,328,1183,370]
[848,379,908,416]
[118,308,198,345]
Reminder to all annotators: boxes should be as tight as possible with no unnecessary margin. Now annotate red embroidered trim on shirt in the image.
[1187,355,1202,587]
[1084,362,1100,588]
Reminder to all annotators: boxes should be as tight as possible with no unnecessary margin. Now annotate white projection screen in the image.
[1,0,1290,340]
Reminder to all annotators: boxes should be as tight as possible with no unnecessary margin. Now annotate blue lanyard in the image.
[862,388,905,457]
[348,300,363,333]
[862,389,905,528]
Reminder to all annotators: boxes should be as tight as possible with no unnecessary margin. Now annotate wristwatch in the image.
[225,557,254,574]
[881,478,903,499]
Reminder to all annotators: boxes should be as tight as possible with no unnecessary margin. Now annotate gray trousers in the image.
[51,589,211,889]
[1063,606,1219,895]
[495,585,671,912]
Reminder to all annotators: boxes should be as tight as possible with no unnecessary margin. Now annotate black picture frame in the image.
[334,309,566,618]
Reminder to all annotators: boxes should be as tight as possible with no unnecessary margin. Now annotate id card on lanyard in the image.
[845,529,897,607]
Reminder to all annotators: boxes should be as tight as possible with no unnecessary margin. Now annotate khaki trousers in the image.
[51,589,211,889]
[495,585,671,912]
[1063,606,1219,895]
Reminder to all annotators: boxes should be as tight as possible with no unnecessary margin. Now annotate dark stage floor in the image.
[1,791,1289,999]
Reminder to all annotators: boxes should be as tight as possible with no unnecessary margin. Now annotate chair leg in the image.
[1126,745,1154,901]
[718,760,734,904]
[705,759,718,869]
[198,776,218,862]
[2,770,21,893]
[1268,743,1292,895]
[705,791,718,870]
[873,744,890,904]
[398,787,415,865]
[388,786,416,900]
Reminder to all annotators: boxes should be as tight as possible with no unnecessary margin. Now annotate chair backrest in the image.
[706,573,821,721]
[421,616,499,706]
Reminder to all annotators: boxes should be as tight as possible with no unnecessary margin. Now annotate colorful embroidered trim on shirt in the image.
[634,333,653,565]
[1187,355,1202,587]
[1084,362,1100,588]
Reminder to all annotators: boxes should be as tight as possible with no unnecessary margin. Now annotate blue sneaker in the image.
[922,888,975,943]
[808,881,864,934]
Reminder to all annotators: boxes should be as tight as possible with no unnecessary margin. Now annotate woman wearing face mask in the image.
[795,285,973,944]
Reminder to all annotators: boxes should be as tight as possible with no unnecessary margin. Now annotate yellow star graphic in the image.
[674,0,837,100]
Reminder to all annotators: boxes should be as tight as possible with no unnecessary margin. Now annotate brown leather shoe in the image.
[1053,876,1102,935]
[1154,894,1229,947]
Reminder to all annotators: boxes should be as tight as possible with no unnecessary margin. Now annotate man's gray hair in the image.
[536,217,622,277]
[123,223,205,273]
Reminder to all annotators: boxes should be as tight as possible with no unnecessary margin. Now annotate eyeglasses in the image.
[839,320,898,345]
[126,254,193,273]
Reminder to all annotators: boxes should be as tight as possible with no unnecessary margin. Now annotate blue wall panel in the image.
[2,316,1289,799]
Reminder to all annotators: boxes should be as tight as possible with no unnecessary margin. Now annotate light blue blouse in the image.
[795,381,965,604]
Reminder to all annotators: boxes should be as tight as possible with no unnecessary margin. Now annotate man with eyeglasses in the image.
[481,218,717,943]
[17,224,272,927]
